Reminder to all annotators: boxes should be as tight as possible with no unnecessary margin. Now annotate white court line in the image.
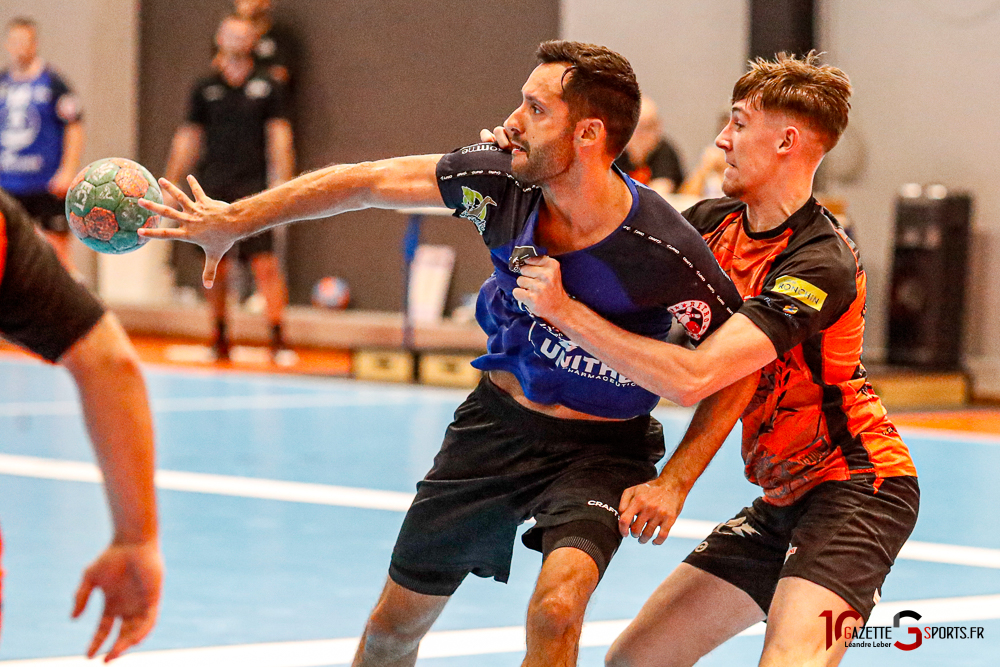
[1,453,999,568]
[0,454,413,512]
[0,392,454,417]
[1,593,997,666]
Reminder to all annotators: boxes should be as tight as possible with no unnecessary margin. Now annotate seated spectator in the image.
[614,97,684,197]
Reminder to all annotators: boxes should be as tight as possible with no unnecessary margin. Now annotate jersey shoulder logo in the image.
[668,300,712,341]
[772,275,827,311]
[459,186,496,234]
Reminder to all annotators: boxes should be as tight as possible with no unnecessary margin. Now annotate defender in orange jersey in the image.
[505,52,918,667]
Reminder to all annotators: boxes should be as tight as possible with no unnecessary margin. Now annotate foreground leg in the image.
[353,577,450,667]
[758,576,863,667]
[606,563,765,667]
[523,546,600,667]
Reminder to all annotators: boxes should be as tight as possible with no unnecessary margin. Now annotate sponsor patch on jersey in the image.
[668,300,712,341]
[458,186,496,234]
[772,275,827,311]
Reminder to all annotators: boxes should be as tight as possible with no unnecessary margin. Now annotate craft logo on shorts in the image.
[821,608,986,651]
[772,275,827,311]
[459,186,496,234]
[668,300,712,341]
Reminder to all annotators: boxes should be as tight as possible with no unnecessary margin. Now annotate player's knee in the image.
[360,611,428,661]
[527,586,586,638]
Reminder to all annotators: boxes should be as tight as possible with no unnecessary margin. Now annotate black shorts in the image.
[684,475,919,621]
[232,230,275,263]
[12,192,69,233]
[389,376,664,596]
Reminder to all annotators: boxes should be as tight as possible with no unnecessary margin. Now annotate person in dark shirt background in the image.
[163,14,295,362]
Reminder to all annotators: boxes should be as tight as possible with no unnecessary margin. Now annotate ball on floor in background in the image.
[312,276,350,310]
[65,158,162,254]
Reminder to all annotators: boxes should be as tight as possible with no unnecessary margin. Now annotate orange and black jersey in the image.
[685,197,917,506]
[0,189,104,361]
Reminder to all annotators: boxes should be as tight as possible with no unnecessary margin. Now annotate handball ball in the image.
[312,276,350,310]
[65,158,162,254]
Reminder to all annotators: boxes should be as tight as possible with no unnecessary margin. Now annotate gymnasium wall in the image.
[138,0,559,312]
[818,1,1000,394]
[0,0,142,296]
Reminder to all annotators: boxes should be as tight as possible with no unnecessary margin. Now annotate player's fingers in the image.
[138,226,188,240]
[203,253,223,289]
[104,614,155,663]
[638,518,660,544]
[653,526,671,545]
[187,175,209,203]
[71,574,95,618]
[138,198,191,220]
[493,126,513,149]
[158,178,194,209]
[87,614,115,659]
[480,128,497,143]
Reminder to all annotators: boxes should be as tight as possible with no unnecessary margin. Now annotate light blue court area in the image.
[0,355,997,665]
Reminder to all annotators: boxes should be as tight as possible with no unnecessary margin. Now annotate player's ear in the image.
[576,117,606,149]
[777,125,799,155]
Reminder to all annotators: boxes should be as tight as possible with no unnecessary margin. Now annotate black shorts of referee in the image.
[389,375,665,597]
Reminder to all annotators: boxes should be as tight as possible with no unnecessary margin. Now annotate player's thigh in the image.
[607,563,764,667]
[759,576,861,667]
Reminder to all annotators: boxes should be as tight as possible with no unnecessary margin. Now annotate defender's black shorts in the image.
[684,475,919,621]
[13,192,69,233]
[389,376,664,596]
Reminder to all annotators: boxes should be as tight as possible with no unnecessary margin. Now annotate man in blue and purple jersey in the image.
[140,40,755,667]
[0,17,84,271]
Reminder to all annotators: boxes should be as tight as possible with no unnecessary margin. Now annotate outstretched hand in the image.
[138,175,235,288]
[618,478,687,545]
[72,541,164,662]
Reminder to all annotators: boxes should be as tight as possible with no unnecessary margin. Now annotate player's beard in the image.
[510,130,575,186]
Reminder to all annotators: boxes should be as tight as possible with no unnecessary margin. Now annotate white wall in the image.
[561,1,749,175]
[819,0,1000,394]
[564,0,1000,395]
[1,0,171,304]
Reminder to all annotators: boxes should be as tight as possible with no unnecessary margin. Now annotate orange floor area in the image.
[0,336,352,377]
[891,410,1000,435]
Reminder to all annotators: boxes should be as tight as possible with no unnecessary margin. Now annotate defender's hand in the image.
[512,256,572,320]
[138,175,234,288]
[618,478,686,545]
[72,540,164,662]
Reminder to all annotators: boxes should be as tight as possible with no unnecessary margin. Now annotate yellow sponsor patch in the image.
[772,276,827,311]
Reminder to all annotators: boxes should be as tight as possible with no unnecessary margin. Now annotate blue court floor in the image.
[0,354,997,665]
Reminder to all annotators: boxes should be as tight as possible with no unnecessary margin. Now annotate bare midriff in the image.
[487,370,625,422]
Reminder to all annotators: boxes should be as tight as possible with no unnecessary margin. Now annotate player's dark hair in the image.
[536,40,641,159]
[732,51,852,152]
[7,17,38,33]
